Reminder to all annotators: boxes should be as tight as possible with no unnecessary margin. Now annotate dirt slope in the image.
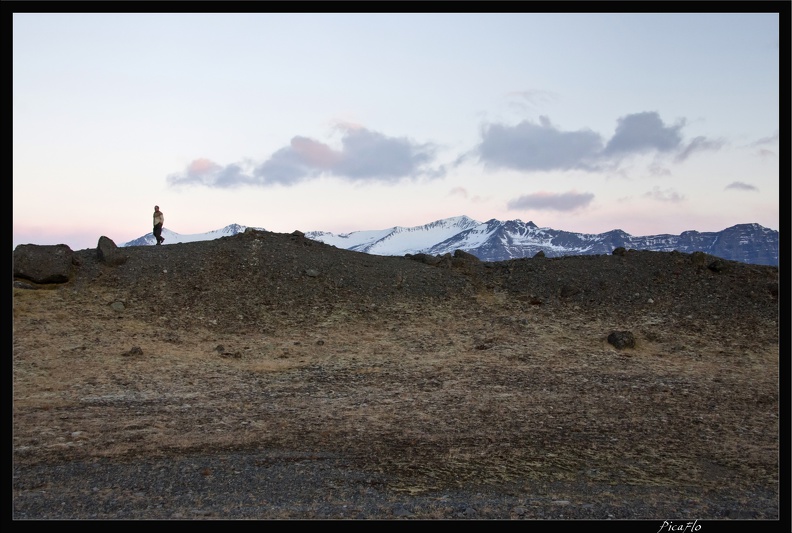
[12,230,780,519]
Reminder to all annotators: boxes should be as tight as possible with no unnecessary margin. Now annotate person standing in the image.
[153,205,165,245]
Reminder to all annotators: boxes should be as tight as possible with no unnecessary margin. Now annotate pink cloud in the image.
[188,158,221,176]
[290,137,341,169]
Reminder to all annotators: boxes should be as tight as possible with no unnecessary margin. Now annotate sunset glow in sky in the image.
[13,11,782,250]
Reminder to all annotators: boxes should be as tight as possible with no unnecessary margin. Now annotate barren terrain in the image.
[12,230,780,520]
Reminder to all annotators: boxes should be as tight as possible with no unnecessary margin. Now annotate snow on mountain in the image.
[120,217,779,266]
[121,224,263,247]
[424,219,557,259]
[305,215,481,255]
[310,217,778,266]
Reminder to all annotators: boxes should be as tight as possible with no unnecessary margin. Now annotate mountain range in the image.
[121,216,779,266]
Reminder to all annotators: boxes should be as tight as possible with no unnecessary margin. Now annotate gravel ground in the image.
[12,452,780,520]
[13,230,782,522]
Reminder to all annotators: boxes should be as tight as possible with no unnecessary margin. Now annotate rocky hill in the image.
[12,230,781,519]
[16,228,780,335]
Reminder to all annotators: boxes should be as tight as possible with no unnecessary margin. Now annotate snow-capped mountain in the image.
[121,217,779,266]
[306,215,482,256]
[121,224,263,247]
[415,219,779,266]
[307,218,779,266]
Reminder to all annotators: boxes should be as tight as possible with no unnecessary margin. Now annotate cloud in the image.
[476,111,717,174]
[505,89,557,106]
[167,158,259,188]
[647,162,672,177]
[330,127,440,182]
[725,181,759,192]
[167,126,443,188]
[251,137,331,186]
[756,148,776,158]
[603,112,684,155]
[448,186,468,198]
[167,158,257,188]
[643,186,685,203]
[745,132,778,159]
[478,116,604,172]
[674,136,725,162]
[507,191,595,211]
[167,158,220,187]
[169,110,724,189]
[504,89,558,114]
[750,131,779,146]
[742,131,778,158]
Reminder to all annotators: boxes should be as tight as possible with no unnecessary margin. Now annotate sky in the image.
[12,11,783,251]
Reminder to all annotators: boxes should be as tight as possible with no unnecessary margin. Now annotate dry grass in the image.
[12,238,780,519]
[13,288,778,489]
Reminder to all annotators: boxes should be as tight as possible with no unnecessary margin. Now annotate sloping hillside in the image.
[12,230,780,519]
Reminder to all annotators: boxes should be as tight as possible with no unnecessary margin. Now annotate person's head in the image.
[155,205,160,211]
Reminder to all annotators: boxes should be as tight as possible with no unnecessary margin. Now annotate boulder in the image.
[97,236,128,266]
[13,244,76,284]
[290,230,312,246]
[453,249,480,262]
[406,253,442,266]
[612,247,627,257]
[707,258,729,273]
[607,330,636,350]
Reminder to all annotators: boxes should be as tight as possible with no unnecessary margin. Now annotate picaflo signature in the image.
[657,520,701,533]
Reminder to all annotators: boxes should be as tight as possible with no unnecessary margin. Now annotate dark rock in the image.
[122,346,143,357]
[767,282,778,300]
[707,259,728,273]
[453,249,480,262]
[689,251,710,266]
[14,280,40,290]
[533,250,546,258]
[607,331,636,349]
[290,230,312,246]
[612,247,627,257]
[243,227,266,237]
[437,253,453,268]
[475,338,495,350]
[451,249,482,271]
[406,253,442,266]
[97,236,128,266]
[13,243,76,284]
[462,507,478,518]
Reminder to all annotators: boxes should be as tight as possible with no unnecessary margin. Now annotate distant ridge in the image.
[121,217,779,266]
[121,224,262,248]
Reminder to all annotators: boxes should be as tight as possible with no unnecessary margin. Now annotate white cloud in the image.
[643,186,685,203]
[507,191,595,212]
[475,111,721,175]
[725,181,759,192]
[167,125,444,188]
